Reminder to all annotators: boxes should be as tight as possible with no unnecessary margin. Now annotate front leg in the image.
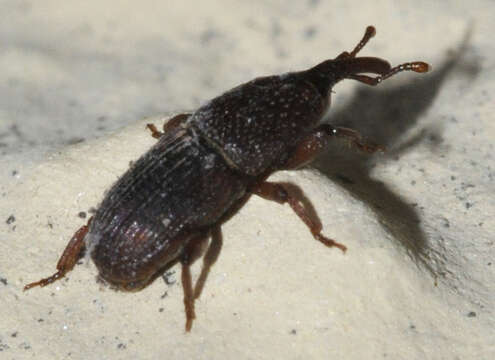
[284,124,384,169]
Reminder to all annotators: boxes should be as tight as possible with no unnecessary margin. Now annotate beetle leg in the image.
[146,123,163,139]
[180,232,209,332]
[330,126,386,153]
[180,261,195,332]
[146,113,191,139]
[284,124,384,169]
[194,225,223,300]
[24,217,93,290]
[254,182,346,252]
[163,113,191,132]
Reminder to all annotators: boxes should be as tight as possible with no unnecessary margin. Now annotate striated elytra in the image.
[25,26,429,331]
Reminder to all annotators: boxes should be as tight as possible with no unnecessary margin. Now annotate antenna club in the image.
[366,26,376,38]
[412,61,430,73]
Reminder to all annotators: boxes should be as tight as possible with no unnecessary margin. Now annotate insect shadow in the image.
[312,30,480,277]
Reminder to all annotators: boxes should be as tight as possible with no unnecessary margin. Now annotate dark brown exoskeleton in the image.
[25,26,429,331]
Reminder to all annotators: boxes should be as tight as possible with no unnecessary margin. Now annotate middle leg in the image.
[254,182,347,252]
[147,113,191,139]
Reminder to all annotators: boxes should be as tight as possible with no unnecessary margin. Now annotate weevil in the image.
[25,26,429,331]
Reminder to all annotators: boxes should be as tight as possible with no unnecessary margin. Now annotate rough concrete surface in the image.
[1,1,494,359]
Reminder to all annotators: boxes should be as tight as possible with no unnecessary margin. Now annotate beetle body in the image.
[87,125,249,290]
[188,73,326,175]
[89,73,327,290]
[25,26,429,331]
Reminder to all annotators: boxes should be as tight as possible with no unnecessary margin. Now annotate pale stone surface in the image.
[1,1,494,359]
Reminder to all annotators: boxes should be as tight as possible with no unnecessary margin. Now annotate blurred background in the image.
[0,0,487,156]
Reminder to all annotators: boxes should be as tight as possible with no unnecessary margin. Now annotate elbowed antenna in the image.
[337,25,430,85]
[346,60,430,86]
[335,25,377,60]
[305,25,430,95]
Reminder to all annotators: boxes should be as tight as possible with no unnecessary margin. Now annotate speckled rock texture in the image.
[1,1,493,359]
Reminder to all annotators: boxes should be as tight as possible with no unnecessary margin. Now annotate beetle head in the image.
[303,26,429,98]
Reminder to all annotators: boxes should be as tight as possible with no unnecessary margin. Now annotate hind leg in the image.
[24,217,93,290]
[180,227,223,331]
[179,232,209,332]
[194,225,223,300]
